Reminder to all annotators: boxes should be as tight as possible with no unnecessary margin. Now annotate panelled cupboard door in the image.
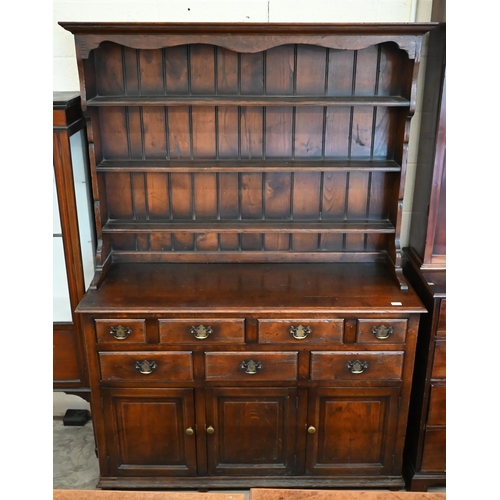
[205,387,298,476]
[102,388,197,476]
[306,387,400,475]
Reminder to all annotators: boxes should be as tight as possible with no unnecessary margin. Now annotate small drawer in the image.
[310,351,404,381]
[257,319,343,344]
[205,352,298,381]
[436,299,446,338]
[431,340,446,379]
[427,384,446,426]
[159,319,245,344]
[356,319,407,344]
[99,351,194,383]
[95,319,146,344]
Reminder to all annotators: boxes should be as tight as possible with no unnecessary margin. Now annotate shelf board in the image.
[96,159,402,173]
[102,219,395,234]
[87,95,410,107]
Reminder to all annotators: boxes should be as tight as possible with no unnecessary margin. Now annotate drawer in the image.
[436,299,446,338]
[310,351,404,381]
[257,319,343,344]
[427,384,446,426]
[99,351,194,383]
[205,352,298,381]
[356,319,407,344]
[421,428,446,472]
[95,319,146,343]
[159,319,245,344]
[431,340,446,379]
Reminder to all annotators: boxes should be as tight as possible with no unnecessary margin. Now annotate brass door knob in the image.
[206,426,215,434]
[186,427,194,436]
[307,426,316,434]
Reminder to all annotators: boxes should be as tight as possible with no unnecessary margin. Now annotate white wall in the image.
[52,0,434,416]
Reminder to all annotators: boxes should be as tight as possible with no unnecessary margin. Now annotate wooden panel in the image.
[159,319,245,344]
[95,319,146,344]
[436,299,446,337]
[99,352,194,383]
[250,490,446,500]
[257,319,344,344]
[310,351,404,381]
[53,325,81,382]
[356,319,407,344]
[103,388,197,476]
[306,387,400,474]
[206,387,297,475]
[205,352,298,381]
[427,384,446,427]
[421,428,446,472]
[139,49,164,95]
[431,340,446,379]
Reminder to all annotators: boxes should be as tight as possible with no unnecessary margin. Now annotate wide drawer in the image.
[205,352,298,381]
[159,319,245,344]
[356,319,407,344]
[257,319,343,344]
[95,319,146,343]
[436,299,446,338]
[310,351,404,381]
[99,351,194,383]
[421,428,446,472]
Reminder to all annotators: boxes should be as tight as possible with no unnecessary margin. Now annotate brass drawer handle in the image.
[289,325,311,340]
[347,360,368,374]
[190,325,213,340]
[307,426,316,434]
[240,360,263,375]
[206,425,215,434]
[371,324,393,340]
[135,360,157,374]
[110,325,132,340]
[186,427,194,436]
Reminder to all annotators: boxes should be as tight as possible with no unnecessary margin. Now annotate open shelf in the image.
[96,159,402,173]
[102,219,396,234]
[87,95,410,107]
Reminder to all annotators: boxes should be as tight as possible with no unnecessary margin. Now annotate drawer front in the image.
[421,428,446,472]
[310,351,404,381]
[258,319,344,344]
[436,299,446,338]
[427,384,446,426]
[99,352,194,383]
[159,319,245,344]
[95,319,146,344]
[205,352,298,382]
[431,340,446,379]
[356,319,407,344]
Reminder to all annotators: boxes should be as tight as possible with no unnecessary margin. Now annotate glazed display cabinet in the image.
[59,22,437,489]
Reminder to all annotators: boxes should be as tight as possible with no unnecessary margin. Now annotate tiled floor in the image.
[53,418,444,496]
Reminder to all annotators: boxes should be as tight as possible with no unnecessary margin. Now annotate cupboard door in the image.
[102,388,197,476]
[306,387,400,475]
[205,387,298,475]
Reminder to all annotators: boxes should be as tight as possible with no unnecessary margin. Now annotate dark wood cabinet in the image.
[60,22,437,489]
[53,92,92,396]
[403,16,446,492]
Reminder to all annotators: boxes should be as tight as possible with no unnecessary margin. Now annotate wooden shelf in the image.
[96,159,402,173]
[102,219,395,234]
[87,95,410,107]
